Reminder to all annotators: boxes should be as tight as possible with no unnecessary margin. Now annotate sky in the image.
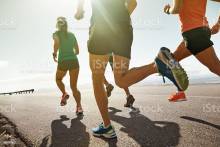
[0,0,220,91]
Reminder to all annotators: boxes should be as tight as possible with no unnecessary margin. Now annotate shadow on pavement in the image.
[40,115,90,147]
[181,116,220,130]
[97,136,118,147]
[109,107,180,147]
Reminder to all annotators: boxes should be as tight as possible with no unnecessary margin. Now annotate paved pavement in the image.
[0,84,219,147]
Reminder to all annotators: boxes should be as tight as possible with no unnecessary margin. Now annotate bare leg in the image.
[69,68,82,107]
[113,55,157,89]
[173,41,192,62]
[90,54,111,127]
[103,76,110,87]
[56,70,67,95]
[124,88,131,97]
[195,46,220,76]
[173,42,220,76]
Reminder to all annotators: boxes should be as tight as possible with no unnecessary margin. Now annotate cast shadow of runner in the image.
[40,115,90,147]
[109,107,181,147]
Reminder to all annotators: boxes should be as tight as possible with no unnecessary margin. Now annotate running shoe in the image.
[169,91,187,102]
[124,95,135,108]
[92,123,117,139]
[155,47,189,91]
[60,93,69,106]
[76,106,84,115]
[106,84,114,97]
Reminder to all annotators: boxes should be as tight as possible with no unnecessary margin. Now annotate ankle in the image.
[76,104,82,108]
[104,123,111,128]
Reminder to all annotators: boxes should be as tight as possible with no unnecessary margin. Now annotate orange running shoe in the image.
[60,93,70,106]
[169,91,186,102]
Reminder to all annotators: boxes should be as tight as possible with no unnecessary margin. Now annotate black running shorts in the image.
[88,24,133,59]
[182,27,214,55]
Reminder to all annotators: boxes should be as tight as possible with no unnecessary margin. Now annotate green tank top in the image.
[53,31,78,63]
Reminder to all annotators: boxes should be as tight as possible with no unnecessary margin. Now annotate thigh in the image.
[173,41,192,62]
[195,46,219,67]
[89,54,110,76]
[69,68,80,87]
[56,69,67,80]
[113,55,130,79]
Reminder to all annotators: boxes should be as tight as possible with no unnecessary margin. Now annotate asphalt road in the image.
[0,84,219,147]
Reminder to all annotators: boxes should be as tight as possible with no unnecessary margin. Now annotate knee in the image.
[115,78,127,89]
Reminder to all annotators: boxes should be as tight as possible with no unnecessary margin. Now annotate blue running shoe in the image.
[92,123,117,139]
[155,47,189,91]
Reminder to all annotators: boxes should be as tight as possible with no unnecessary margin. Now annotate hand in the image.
[53,53,58,63]
[211,23,220,35]
[164,4,171,14]
[75,10,84,20]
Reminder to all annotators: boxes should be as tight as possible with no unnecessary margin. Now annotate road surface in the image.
[0,84,219,147]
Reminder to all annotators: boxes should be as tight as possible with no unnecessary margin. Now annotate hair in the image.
[56,17,68,39]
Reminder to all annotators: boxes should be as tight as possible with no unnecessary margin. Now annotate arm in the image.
[209,0,220,34]
[164,0,183,15]
[75,0,85,20]
[73,34,79,55]
[53,35,60,62]
[126,0,137,15]
[211,12,220,34]
[74,39,79,55]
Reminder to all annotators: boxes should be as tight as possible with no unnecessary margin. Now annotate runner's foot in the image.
[92,123,117,139]
[106,84,114,97]
[76,106,83,115]
[124,95,135,108]
[169,91,187,102]
[155,47,189,91]
[60,93,69,106]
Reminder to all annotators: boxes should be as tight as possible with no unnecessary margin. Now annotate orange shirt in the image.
[179,0,209,33]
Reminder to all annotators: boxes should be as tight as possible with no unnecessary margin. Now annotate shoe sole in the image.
[93,133,117,139]
[157,48,189,91]
[169,98,187,102]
